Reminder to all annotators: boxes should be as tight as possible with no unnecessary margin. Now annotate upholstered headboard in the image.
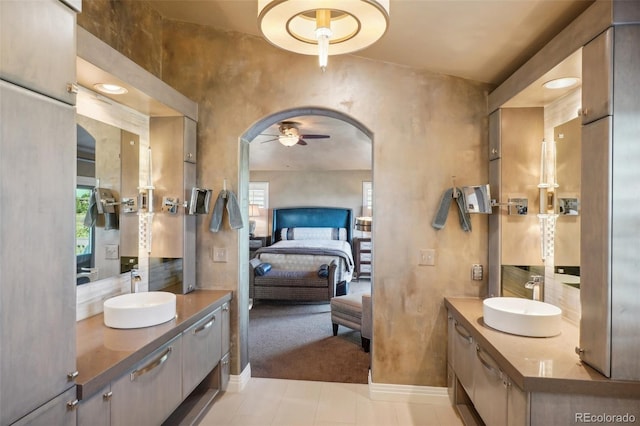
[271,207,354,244]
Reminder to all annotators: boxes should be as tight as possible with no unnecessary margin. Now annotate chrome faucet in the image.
[525,275,544,301]
[131,268,142,293]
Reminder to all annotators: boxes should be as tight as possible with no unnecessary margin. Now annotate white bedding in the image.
[256,239,354,282]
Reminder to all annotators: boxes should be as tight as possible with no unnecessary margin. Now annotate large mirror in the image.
[75,114,139,285]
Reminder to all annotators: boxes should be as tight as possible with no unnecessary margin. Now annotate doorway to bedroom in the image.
[240,107,374,384]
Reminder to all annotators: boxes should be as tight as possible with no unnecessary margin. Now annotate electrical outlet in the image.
[419,249,436,266]
[472,264,483,280]
[213,247,228,263]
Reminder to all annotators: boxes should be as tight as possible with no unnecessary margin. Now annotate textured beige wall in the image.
[80,4,490,387]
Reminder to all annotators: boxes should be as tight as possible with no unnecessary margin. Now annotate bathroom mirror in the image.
[553,116,581,287]
[462,184,492,214]
[76,114,139,285]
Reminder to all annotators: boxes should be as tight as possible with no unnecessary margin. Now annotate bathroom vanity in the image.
[445,297,640,426]
[75,290,232,425]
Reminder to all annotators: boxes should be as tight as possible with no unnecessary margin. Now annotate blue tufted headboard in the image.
[271,207,354,244]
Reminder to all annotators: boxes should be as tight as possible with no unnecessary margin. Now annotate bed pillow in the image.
[280,227,347,241]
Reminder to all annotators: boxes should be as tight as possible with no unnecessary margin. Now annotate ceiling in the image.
[146,0,592,171]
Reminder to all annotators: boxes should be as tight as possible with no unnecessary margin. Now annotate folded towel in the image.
[255,263,272,276]
[432,187,472,232]
[225,190,244,229]
[318,264,329,278]
[208,191,226,232]
[84,189,98,228]
[455,188,472,232]
[209,189,244,232]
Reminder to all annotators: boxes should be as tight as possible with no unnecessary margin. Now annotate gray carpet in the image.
[249,281,371,384]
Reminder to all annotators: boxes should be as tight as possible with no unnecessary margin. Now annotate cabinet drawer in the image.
[111,336,183,426]
[360,241,372,250]
[12,387,77,426]
[220,353,230,392]
[182,308,222,398]
[77,385,110,426]
[360,264,372,273]
[360,252,372,262]
[473,344,508,426]
[452,320,475,395]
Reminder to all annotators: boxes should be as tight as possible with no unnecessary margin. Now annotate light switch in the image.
[213,247,228,263]
[419,249,436,266]
[105,244,119,260]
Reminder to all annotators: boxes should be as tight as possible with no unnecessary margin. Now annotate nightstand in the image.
[249,236,268,258]
[353,237,372,279]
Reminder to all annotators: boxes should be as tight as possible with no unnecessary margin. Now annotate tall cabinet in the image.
[0,0,80,424]
[579,23,640,381]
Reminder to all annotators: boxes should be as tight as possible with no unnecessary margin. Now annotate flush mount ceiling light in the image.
[258,0,390,72]
[542,77,580,90]
[93,83,128,95]
[278,126,300,146]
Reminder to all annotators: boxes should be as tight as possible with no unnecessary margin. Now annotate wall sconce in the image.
[537,139,559,260]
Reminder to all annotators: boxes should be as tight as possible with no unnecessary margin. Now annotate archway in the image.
[237,106,374,380]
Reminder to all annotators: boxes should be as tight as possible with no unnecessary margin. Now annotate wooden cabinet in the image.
[0,0,78,105]
[0,2,79,423]
[489,109,501,160]
[183,117,197,163]
[353,238,372,279]
[111,336,183,426]
[182,308,223,398]
[579,24,640,381]
[12,387,78,426]
[581,28,613,124]
[451,319,475,396]
[472,345,508,426]
[77,385,111,426]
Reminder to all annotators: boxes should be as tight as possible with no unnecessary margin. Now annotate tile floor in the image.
[199,377,464,426]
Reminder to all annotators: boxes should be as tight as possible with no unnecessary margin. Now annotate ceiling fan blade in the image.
[260,137,279,144]
[299,134,330,139]
[297,139,308,146]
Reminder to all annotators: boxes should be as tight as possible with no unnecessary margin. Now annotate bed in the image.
[249,207,355,302]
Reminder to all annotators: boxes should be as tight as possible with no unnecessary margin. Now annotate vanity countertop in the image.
[444,297,640,398]
[76,289,232,400]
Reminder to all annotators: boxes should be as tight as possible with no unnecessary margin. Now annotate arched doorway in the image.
[238,106,374,381]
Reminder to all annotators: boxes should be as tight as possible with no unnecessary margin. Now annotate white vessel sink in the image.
[103,292,177,329]
[483,297,562,337]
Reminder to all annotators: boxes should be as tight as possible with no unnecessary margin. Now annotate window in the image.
[76,185,95,275]
[249,181,269,209]
[362,181,373,216]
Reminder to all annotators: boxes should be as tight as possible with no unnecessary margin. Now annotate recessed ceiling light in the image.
[93,83,128,95]
[543,77,580,90]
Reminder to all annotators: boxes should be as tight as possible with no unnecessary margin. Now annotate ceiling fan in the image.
[260,121,330,147]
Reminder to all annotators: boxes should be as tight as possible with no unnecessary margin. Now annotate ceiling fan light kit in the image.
[260,120,331,146]
[258,0,390,71]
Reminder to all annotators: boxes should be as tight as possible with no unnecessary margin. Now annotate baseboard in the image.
[368,371,450,405]
[226,363,251,393]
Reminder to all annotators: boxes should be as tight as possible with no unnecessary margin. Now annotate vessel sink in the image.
[103,292,177,329]
[483,297,562,337]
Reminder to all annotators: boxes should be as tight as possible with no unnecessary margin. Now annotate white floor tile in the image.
[200,378,463,426]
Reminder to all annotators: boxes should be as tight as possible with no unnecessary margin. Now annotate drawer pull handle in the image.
[67,370,79,381]
[454,321,473,343]
[67,399,79,411]
[194,317,215,334]
[223,304,230,312]
[476,345,502,380]
[103,391,113,400]
[131,346,172,381]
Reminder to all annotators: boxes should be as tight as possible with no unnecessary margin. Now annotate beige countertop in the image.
[76,290,232,400]
[445,297,640,398]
